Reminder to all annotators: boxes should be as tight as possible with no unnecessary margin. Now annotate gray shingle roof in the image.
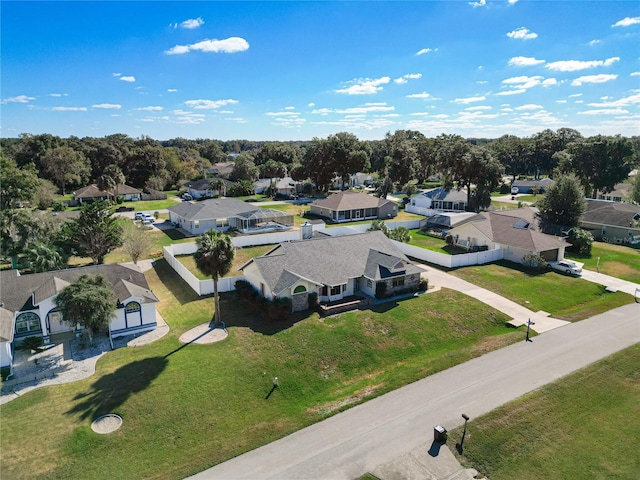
[0,264,158,315]
[311,192,391,211]
[582,199,640,228]
[168,198,256,221]
[242,231,423,294]
[0,307,14,342]
[423,188,468,203]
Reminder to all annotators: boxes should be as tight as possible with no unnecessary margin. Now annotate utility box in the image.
[434,425,447,442]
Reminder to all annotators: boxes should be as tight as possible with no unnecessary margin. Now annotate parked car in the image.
[547,260,582,276]
[141,214,155,224]
[182,193,193,201]
[115,206,134,212]
[134,212,145,220]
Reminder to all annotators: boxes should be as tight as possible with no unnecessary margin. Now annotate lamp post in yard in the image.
[525,318,535,342]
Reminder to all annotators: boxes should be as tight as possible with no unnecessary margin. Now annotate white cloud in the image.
[135,106,164,111]
[394,73,422,84]
[556,100,567,104]
[185,99,239,109]
[167,88,178,92]
[469,0,486,8]
[571,74,618,86]
[506,27,538,40]
[452,95,486,104]
[579,109,629,115]
[508,0,519,4]
[630,72,640,77]
[515,104,543,111]
[546,57,620,72]
[120,76,136,82]
[52,106,87,111]
[542,78,558,87]
[308,102,315,107]
[112,72,121,77]
[92,103,122,109]
[416,48,437,55]
[406,92,437,99]
[1,95,35,104]
[49,93,68,97]
[502,75,543,89]
[611,17,640,27]
[335,76,390,95]
[586,93,640,107]
[495,89,526,96]
[508,56,545,67]
[466,106,492,111]
[311,102,394,115]
[181,17,204,29]
[569,93,583,97]
[588,39,600,46]
[165,37,249,55]
[284,106,295,110]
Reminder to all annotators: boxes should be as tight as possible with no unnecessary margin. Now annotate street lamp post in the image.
[525,318,535,342]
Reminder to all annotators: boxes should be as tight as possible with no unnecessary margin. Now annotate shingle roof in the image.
[167,198,256,221]
[512,178,554,188]
[184,177,234,190]
[0,307,14,342]
[582,199,640,228]
[422,188,468,203]
[311,192,391,211]
[242,231,423,294]
[0,264,158,315]
[74,184,141,198]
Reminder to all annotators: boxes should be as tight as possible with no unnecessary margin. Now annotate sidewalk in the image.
[580,269,640,297]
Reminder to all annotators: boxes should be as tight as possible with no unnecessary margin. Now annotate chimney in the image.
[300,222,313,240]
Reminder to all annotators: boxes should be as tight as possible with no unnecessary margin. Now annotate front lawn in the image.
[407,230,459,254]
[566,242,640,284]
[450,262,634,321]
[452,345,640,480]
[176,244,275,280]
[0,261,522,480]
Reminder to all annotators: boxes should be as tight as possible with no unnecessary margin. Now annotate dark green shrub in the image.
[21,336,44,351]
[52,201,67,212]
[308,291,318,309]
[499,183,510,194]
[419,278,429,291]
[116,195,125,204]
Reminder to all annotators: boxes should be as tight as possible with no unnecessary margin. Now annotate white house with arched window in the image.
[0,264,159,369]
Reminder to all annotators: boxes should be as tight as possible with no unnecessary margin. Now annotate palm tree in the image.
[97,165,126,202]
[194,230,235,327]
[24,242,67,272]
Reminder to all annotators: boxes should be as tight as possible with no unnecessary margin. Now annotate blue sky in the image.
[1,1,639,141]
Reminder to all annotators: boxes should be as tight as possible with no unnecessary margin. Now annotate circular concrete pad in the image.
[91,414,123,434]
[179,323,228,344]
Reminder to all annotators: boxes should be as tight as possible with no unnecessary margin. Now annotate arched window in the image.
[124,301,142,328]
[293,285,307,294]
[15,312,42,336]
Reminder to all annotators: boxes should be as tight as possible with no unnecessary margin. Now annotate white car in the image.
[548,260,582,276]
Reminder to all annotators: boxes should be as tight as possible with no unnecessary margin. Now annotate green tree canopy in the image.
[194,230,235,326]
[55,274,116,344]
[42,145,90,195]
[536,174,585,228]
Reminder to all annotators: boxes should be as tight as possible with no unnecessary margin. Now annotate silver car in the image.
[548,260,582,276]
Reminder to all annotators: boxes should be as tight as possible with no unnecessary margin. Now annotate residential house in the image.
[73,184,142,204]
[183,177,234,199]
[168,198,293,235]
[510,178,554,195]
[274,177,301,198]
[419,212,480,236]
[0,264,159,368]
[309,191,397,223]
[332,172,375,190]
[593,182,632,203]
[580,199,640,243]
[253,178,272,194]
[406,188,468,215]
[447,207,570,263]
[206,162,235,179]
[240,231,424,312]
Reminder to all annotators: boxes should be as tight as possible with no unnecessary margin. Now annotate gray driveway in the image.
[191,303,639,479]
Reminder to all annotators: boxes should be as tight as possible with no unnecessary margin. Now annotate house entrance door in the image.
[48,311,71,334]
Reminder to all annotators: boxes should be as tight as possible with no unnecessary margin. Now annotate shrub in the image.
[52,201,67,212]
[308,291,318,309]
[419,278,429,291]
[567,228,593,256]
[375,282,387,299]
[154,211,160,219]
[445,234,455,246]
[116,195,125,204]
[21,336,44,351]
[499,183,510,194]
[521,253,547,271]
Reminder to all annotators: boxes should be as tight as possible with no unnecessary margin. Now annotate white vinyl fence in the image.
[163,218,500,296]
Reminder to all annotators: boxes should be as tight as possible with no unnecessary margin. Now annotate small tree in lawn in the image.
[55,274,116,344]
[194,230,235,327]
[122,221,152,264]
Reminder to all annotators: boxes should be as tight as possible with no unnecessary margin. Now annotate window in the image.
[124,301,142,328]
[216,218,229,228]
[392,278,405,288]
[330,285,341,296]
[194,220,200,229]
[293,285,307,294]
[125,302,141,313]
[16,312,41,335]
[367,279,372,288]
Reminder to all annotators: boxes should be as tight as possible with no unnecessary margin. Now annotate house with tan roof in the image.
[0,264,159,369]
[240,231,424,312]
[447,207,570,264]
[309,191,397,223]
[73,183,142,204]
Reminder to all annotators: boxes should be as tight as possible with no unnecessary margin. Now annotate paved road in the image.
[191,303,639,480]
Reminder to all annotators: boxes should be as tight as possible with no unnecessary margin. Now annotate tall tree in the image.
[435,134,472,189]
[121,222,152,265]
[0,155,40,211]
[97,164,126,201]
[194,230,235,326]
[453,147,503,212]
[229,153,259,182]
[536,174,585,227]
[304,137,335,191]
[55,274,116,344]
[327,132,370,189]
[42,146,90,195]
[384,131,420,187]
[23,242,67,273]
[61,200,123,264]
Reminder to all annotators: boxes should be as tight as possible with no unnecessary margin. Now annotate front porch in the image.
[318,295,372,316]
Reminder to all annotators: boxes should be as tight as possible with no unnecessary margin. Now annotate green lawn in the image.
[407,230,458,254]
[176,244,275,279]
[566,242,640,284]
[126,198,180,211]
[259,203,310,226]
[0,261,524,480]
[451,345,640,480]
[450,262,634,321]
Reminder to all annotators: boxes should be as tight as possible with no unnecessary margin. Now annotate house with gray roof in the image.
[510,178,554,195]
[309,191,397,223]
[406,188,469,215]
[184,177,235,199]
[447,207,570,264]
[580,199,640,243]
[0,264,159,369]
[240,231,424,312]
[168,198,294,235]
